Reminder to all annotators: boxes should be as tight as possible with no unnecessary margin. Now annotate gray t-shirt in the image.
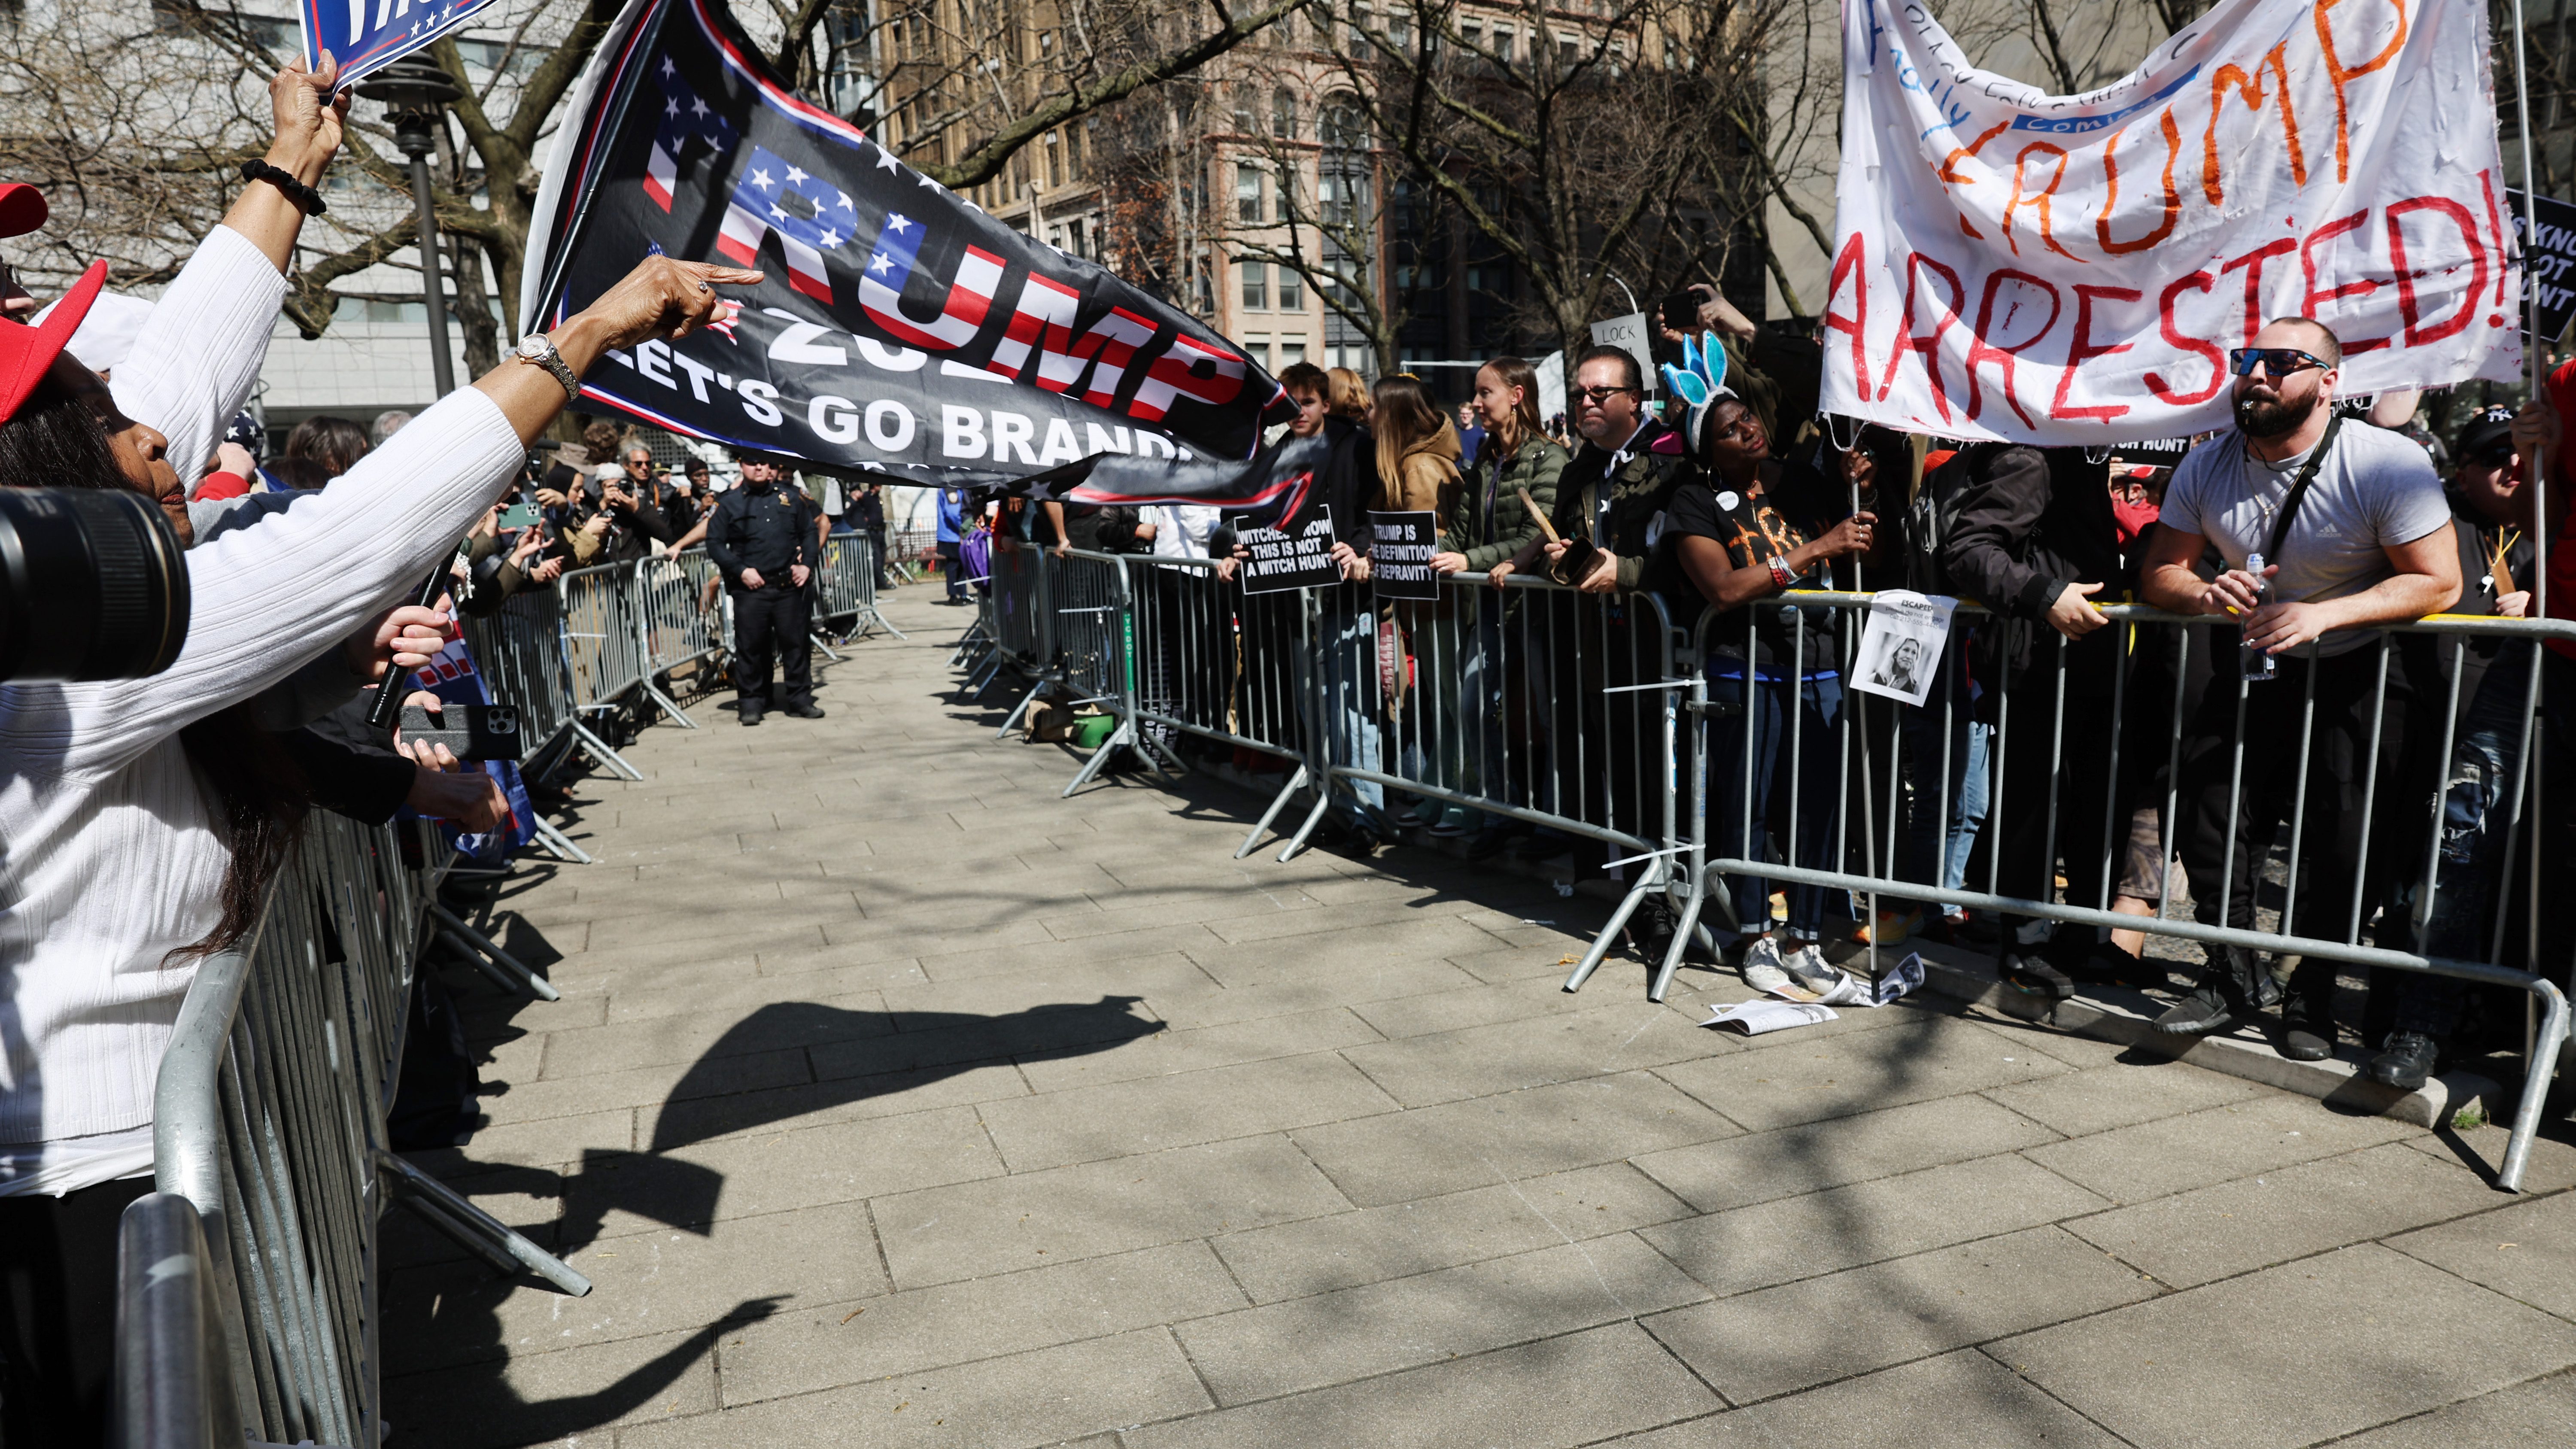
[2158,423,2451,655]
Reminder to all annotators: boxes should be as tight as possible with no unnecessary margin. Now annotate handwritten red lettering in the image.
[2203,43,2305,207]
[2219,237,2298,348]
[2001,143,2085,263]
[1875,253,1966,419]
[2387,196,2489,344]
[2300,207,2388,352]
[2146,271,2227,406]
[1823,231,1871,395]
[1964,269,2062,428]
[2050,285,2143,422]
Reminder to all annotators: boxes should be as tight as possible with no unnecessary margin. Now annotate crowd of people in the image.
[963,289,2565,1113]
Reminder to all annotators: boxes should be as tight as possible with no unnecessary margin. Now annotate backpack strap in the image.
[2258,413,2344,566]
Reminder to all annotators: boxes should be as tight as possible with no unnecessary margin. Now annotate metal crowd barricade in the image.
[1658,590,2571,1192]
[1108,551,1322,835]
[130,815,589,1449]
[1326,574,1689,984]
[815,533,905,643]
[632,547,725,726]
[1048,550,1150,794]
[978,538,1051,718]
[550,561,650,783]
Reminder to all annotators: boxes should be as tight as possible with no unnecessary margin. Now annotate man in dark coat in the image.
[1940,444,2129,999]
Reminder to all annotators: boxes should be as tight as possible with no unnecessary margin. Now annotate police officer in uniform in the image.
[705,450,825,725]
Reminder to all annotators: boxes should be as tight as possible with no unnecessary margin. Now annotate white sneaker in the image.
[1780,940,1842,993]
[1740,935,1793,993]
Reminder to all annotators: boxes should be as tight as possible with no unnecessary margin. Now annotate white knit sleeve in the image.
[106,225,288,478]
[0,386,529,779]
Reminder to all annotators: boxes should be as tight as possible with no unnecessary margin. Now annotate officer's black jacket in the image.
[706,481,820,587]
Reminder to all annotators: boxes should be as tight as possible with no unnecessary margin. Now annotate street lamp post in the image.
[356,60,466,399]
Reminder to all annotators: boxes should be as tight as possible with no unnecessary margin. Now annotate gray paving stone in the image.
[978,1051,1402,1170]
[1641,1153,2112,1297]
[872,1135,1353,1288]
[637,1059,1030,1151]
[2388,1189,2576,1321]
[2022,1092,2424,1205]
[717,1241,1246,1406]
[1643,1224,2156,1401]
[1291,1071,1747,1207]
[1631,1095,2063,1214]
[1140,960,1476,1031]
[2325,1372,2576,1447]
[480,1047,814,1130]
[1210,1161,1692,1303]
[1013,1006,1384,1093]
[1177,1233,1708,1404]
[1601,1349,2124,1447]
[1991,1244,2576,1449]
[1340,999,1729,1107]
[535,992,893,1080]
[1350,974,1603,1038]
[381,1321,725,1449]
[386,1203,886,1372]
[2066,1140,2509,1288]
[1981,1057,2266,1137]
[1123,1323,1719,1449]
[1652,1013,2070,1132]
[620,1327,1212,1449]
[569,1105,1003,1239]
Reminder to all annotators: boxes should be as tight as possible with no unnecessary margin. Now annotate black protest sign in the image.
[519,0,1291,488]
[1369,511,1440,601]
[2509,189,2576,342]
[1234,507,1340,593]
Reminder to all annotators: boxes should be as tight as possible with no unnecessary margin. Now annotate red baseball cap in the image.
[0,258,106,427]
[0,184,46,240]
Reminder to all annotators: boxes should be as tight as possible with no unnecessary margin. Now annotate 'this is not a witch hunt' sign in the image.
[1233,507,1340,593]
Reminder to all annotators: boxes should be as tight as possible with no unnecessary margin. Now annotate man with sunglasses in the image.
[2140,317,2459,1053]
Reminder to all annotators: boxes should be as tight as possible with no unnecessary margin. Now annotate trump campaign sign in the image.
[519,0,1292,492]
[299,1,502,87]
[1825,0,2521,445]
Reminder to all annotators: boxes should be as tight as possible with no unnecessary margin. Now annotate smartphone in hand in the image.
[399,703,526,762]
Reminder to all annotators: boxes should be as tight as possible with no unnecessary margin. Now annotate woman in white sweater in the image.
[0,57,760,1440]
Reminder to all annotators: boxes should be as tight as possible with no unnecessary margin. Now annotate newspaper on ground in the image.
[1852,590,1955,707]
[1701,1000,1839,1036]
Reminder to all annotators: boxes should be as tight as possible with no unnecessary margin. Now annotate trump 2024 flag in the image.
[1826,0,2519,445]
[300,1,504,89]
[520,0,1294,490]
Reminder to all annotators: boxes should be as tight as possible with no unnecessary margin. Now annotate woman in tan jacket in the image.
[1367,374,1472,832]
[1372,374,1463,516]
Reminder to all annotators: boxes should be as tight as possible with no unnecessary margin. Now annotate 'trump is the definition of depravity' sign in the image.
[1827,0,2519,445]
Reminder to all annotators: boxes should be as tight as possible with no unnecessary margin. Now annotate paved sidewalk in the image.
[387,588,2576,1449]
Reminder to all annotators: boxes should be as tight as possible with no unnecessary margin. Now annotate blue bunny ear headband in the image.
[1659,330,1737,456]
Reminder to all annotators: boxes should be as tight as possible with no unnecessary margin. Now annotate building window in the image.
[1044,131,1061,188]
[1241,259,1267,309]
[1244,333,1272,368]
[1279,337,1309,369]
[1278,267,1303,310]
[1273,89,1297,139]
[1492,29,1513,62]
[1237,166,1264,224]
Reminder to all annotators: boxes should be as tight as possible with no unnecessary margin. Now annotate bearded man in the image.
[2137,317,2459,1055]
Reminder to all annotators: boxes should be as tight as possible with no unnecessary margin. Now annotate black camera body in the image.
[0,486,190,683]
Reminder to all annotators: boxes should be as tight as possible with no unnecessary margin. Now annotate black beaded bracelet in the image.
[241,159,327,217]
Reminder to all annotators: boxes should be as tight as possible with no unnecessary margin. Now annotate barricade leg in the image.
[643,678,698,729]
[1236,765,1311,859]
[1276,786,1337,863]
[430,905,560,1002]
[572,719,645,781]
[2500,982,2571,1192]
[375,1152,591,1296]
[1562,867,1665,993]
[529,816,595,866]
[995,678,1046,740]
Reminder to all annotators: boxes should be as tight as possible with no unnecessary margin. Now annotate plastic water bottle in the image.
[2239,550,2276,682]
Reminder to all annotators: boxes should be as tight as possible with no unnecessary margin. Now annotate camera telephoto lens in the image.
[0,486,190,682]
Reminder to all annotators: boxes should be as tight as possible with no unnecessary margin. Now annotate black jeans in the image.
[1986,665,2120,938]
[1,1174,155,1446]
[937,541,965,600]
[2175,647,2401,996]
[731,583,814,707]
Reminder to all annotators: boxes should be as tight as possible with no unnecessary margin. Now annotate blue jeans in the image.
[2395,644,2557,1036]
[1896,700,1989,913]
[1708,669,1848,938]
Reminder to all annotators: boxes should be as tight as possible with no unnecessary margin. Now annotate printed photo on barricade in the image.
[1234,508,1340,594]
[1852,589,1955,707]
[1369,510,1440,601]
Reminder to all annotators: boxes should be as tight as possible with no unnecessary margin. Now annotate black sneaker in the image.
[738,704,766,727]
[784,702,826,719]
[1999,951,2075,1000]
[2278,996,2335,1062]
[2152,985,2233,1034]
[2367,1030,2439,1091]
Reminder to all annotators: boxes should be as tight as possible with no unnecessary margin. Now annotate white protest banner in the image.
[1826,0,2518,446]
